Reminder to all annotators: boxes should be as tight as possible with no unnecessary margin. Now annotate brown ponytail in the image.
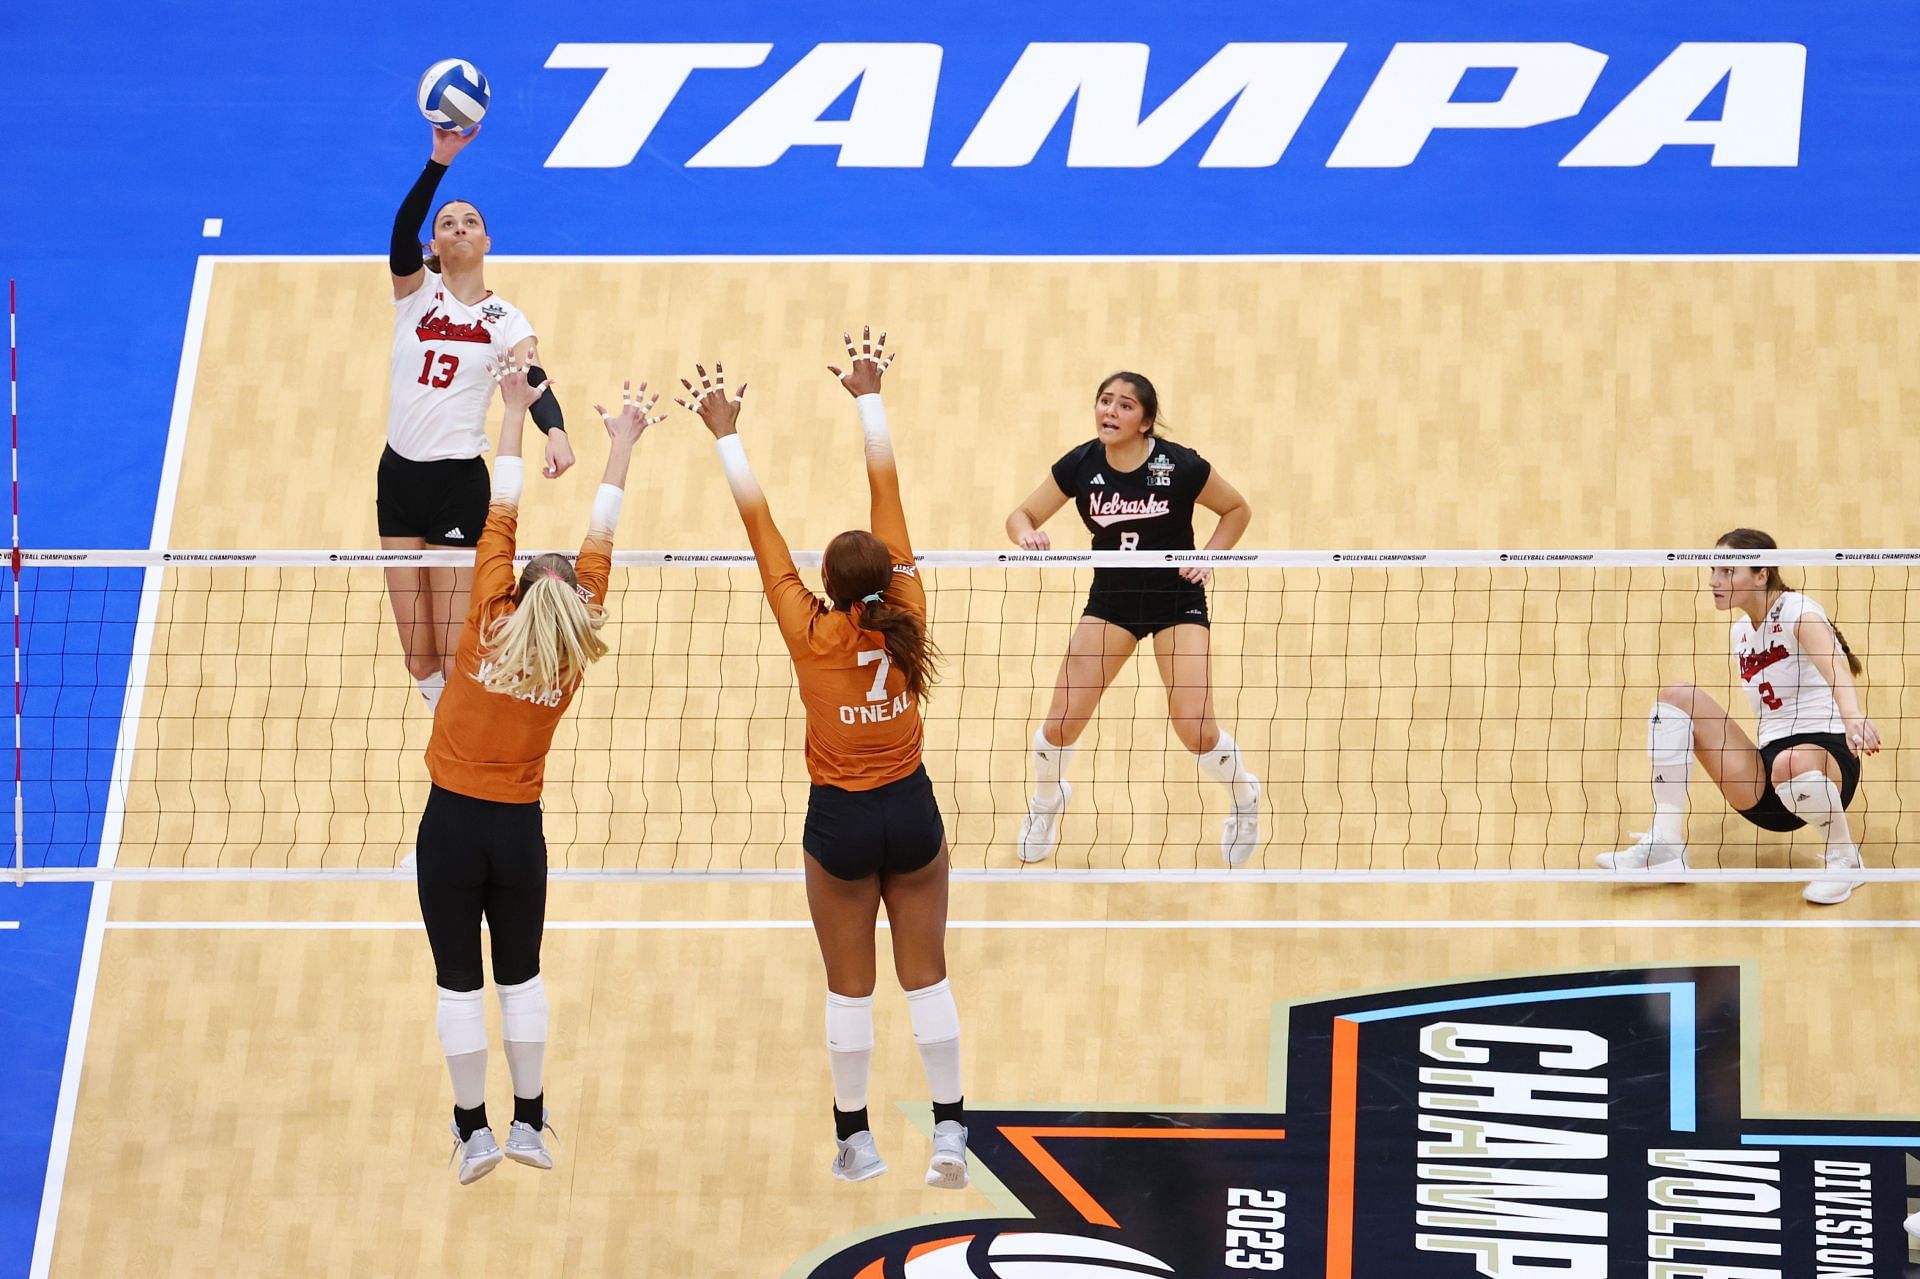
[823,530,941,702]
[1715,527,1864,677]
[855,596,939,702]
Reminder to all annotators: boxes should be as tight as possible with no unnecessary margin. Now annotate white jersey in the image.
[1730,591,1846,746]
[387,271,535,462]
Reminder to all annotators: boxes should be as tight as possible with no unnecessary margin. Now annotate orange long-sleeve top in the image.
[424,503,612,803]
[734,437,925,791]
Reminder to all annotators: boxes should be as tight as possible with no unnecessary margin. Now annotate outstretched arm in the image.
[827,326,910,558]
[560,378,664,605]
[391,126,478,300]
[679,365,816,642]
[466,358,544,621]
[588,379,661,537]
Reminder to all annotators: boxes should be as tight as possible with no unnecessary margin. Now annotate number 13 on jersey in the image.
[417,352,460,388]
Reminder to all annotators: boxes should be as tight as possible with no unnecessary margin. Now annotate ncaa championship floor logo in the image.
[797,967,1920,1277]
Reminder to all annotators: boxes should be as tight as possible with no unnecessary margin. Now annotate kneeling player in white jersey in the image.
[1599,528,1880,904]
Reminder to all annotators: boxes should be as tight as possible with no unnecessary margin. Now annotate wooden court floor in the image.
[43,259,1920,1276]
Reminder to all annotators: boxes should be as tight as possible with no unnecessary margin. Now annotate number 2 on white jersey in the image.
[858,649,892,702]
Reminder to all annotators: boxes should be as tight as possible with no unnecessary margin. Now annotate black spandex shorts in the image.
[414,784,547,991]
[376,445,488,547]
[1082,577,1210,641]
[803,765,945,881]
[1736,732,1861,833]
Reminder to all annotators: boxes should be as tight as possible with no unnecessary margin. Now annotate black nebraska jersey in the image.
[1050,437,1211,552]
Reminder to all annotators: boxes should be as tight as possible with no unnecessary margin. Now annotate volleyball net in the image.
[14,548,1920,881]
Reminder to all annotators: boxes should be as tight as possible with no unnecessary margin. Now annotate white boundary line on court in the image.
[29,256,210,1279]
[195,253,1920,264]
[98,917,1920,931]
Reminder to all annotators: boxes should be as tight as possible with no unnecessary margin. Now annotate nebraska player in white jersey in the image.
[382,126,575,708]
[1599,528,1881,904]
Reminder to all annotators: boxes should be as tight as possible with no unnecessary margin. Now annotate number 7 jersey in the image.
[1730,591,1845,745]
[758,545,927,791]
[388,269,535,462]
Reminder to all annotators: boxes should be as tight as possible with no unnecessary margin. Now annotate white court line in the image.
[30,256,211,1279]
[100,917,1920,932]
[197,253,1920,264]
[0,921,18,929]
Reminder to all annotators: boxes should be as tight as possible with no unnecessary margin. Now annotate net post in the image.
[9,279,19,886]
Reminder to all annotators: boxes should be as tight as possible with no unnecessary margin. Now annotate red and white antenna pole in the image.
[10,280,20,883]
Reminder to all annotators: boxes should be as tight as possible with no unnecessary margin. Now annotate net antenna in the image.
[9,281,19,885]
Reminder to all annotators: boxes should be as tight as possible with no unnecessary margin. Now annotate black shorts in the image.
[803,765,945,881]
[1083,576,1210,640]
[376,445,487,547]
[414,784,547,990]
[1736,732,1862,833]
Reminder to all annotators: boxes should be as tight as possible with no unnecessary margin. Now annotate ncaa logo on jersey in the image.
[795,965,1920,1278]
[481,302,508,323]
[1147,454,1174,488]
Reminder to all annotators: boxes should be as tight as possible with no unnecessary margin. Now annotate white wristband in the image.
[855,393,893,465]
[491,455,524,502]
[855,393,889,441]
[714,433,761,501]
[590,483,624,535]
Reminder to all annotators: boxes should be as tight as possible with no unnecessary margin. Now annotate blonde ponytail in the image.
[475,555,608,701]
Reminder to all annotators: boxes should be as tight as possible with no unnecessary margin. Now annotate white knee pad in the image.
[905,979,961,1045]
[436,986,488,1057]
[1647,703,1693,765]
[826,991,875,1052]
[497,974,549,1043]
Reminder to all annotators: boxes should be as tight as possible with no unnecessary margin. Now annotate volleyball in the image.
[417,59,490,131]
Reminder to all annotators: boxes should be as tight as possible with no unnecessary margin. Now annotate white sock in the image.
[435,986,488,1109]
[1776,771,1856,859]
[417,670,446,709]
[1031,727,1075,810]
[904,979,963,1107]
[1196,729,1260,809]
[825,991,874,1116]
[497,974,548,1103]
[1647,703,1693,846]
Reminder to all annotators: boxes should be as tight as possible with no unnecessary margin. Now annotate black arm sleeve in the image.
[526,365,565,435]
[390,160,450,277]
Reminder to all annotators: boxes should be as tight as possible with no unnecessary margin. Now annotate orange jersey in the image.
[739,455,925,791]
[425,503,611,803]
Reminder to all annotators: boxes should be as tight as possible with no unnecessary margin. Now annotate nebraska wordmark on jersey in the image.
[389,270,535,462]
[1731,591,1846,745]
